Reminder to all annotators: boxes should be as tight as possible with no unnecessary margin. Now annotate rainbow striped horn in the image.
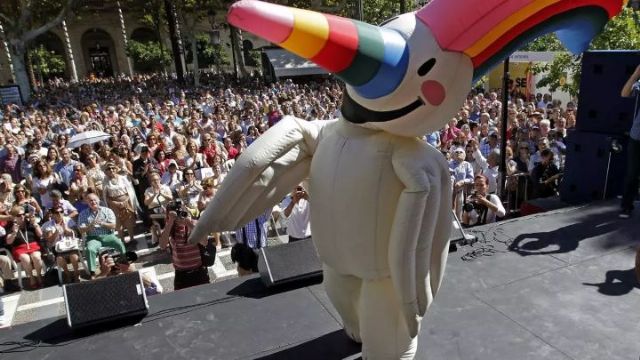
[228,0,409,99]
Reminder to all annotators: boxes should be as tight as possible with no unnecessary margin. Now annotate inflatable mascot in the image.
[190,0,625,358]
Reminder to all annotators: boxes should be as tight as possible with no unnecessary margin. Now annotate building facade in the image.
[0,4,268,85]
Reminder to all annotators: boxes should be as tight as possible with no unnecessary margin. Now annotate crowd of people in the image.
[0,71,575,294]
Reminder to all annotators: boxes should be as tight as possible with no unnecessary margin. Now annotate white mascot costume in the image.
[190,0,624,358]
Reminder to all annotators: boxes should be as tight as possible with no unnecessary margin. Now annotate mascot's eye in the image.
[417,59,436,76]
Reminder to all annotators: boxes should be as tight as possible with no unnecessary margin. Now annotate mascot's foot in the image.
[344,326,362,344]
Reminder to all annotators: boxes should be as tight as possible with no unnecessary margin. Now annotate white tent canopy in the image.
[263,48,328,78]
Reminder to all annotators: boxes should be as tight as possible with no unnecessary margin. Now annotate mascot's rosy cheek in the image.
[422,81,446,106]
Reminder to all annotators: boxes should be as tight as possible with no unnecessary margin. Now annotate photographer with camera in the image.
[95,248,159,296]
[461,175,506,227]
[159,200,210,290]
[280,183,311,242]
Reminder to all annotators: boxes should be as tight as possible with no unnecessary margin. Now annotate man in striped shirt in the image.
[160,207,210,290]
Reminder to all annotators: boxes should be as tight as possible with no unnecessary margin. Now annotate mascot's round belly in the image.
[309,121,404,280]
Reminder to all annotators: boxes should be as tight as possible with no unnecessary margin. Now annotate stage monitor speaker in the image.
[63,271,149,329]
[576,51,640,135]
[258,239,322,287]
[560,130,628,204]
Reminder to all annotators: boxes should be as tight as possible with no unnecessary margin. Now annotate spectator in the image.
[12,184,43,220]
[152,148,171,175]
[95,250,159,296]
[0,144,22,183]
[531,149,562,198]
[54,148,78,186]
[461,175,506,226]
[0,174,15,207]
[83,152,105,189]
[77,193,126,277]
[0,252,18,292]
[42,205,80,283]
[144,171,173,245]
[480,131,500,158]
[68,163,93,212]
[178,169,202,213]
[528,137,560,172]
[161,160,183,192]
[184,140,207,171]
[159,204,210,290]
[32,160,58,209]
[449,147,474,219]
[5,205,44,288]
[280,184,312,242]
[46,147,60,168]
[49,189,78,219]
[102,162,137,244]
[232,208,272,275]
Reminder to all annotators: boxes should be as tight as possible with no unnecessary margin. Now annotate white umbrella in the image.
[67,130,112,149]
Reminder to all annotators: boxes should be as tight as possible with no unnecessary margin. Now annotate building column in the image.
[0,22,15,82]
[117,1,134,76]
[61,20,79,82]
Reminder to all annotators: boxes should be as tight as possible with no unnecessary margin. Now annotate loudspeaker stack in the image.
[560,51,639,204]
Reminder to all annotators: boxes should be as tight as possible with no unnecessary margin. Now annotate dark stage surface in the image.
[1,200,639,360]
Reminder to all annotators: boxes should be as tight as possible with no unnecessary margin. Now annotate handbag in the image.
[55,236,79,253]
[199,237,216,267]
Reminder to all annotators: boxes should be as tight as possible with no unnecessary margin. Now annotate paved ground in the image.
[0,223,289,328]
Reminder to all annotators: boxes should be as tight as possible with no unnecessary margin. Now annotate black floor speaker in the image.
[258,239,323,287]
[63,271,149,329]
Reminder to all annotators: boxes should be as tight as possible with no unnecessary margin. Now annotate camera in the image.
[166,199,183,212]
[99,248,138,266]
[463,192,486,213]
[166,199,189,218]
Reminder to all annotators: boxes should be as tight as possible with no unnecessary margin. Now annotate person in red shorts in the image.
[5,205,44,288]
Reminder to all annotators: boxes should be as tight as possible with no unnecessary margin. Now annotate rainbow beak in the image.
[228,0,409,99]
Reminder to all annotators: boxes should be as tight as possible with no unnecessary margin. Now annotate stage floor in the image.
[0,200,638,360]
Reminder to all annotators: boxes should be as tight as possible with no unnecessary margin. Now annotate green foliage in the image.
[29,44,66,79]
[522,34,564,52]
[125,40,172,73]
[184,33,230,68]
[530,6,640,97]
[531,53,582,97]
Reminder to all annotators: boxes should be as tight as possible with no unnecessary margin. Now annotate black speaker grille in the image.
[64,271,147,328]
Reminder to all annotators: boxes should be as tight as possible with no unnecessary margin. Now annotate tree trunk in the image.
[10,42,31,102]
[191,35,200,87]
[230,28,249,78]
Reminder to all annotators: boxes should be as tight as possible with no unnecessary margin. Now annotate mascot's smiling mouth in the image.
[341,92,424,124]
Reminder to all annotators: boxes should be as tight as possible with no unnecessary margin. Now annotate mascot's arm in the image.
[389,141,452,338]
[189,116,330,244]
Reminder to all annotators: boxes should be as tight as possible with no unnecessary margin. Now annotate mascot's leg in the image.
[360,277,417,360]
[323,265,362,343]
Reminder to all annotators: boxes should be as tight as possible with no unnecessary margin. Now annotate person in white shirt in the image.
[280,184,311,242]
[462,175,506,226]
[161,160,183,192]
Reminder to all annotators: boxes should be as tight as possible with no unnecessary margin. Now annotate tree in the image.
[125,40,172,73]
[121,0,168,72]
[29,44,66,83]
[184,33,230,70]
[0,0,79,101]
[530,6,640,97]
[176,0,221,86]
